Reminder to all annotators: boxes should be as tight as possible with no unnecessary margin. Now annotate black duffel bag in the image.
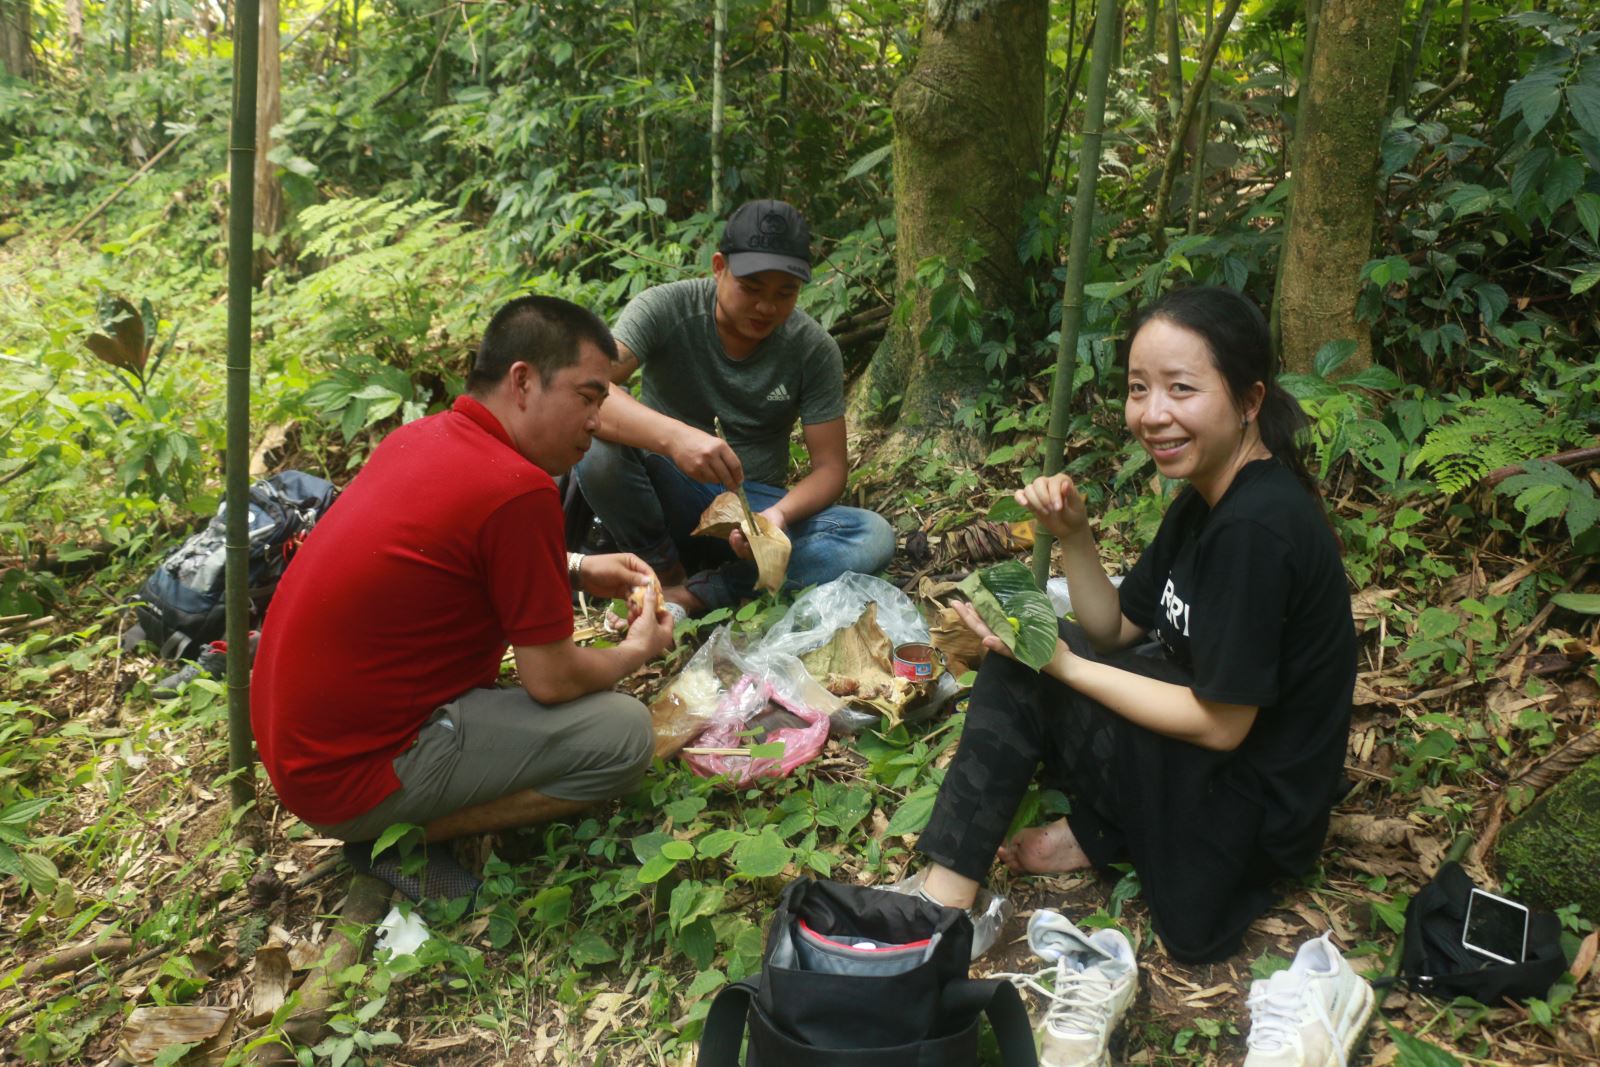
[1398,861,1567,1003]
[699,878,1037,1067]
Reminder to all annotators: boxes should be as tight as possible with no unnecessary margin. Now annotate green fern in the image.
[1496,459,1600,542]
[1410,397,1584,494]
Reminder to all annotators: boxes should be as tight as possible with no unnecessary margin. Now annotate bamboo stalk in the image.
[226,0,262,815]
[1032,0,1121,586]
[710,0,726,215]
[1148,0,1244,251]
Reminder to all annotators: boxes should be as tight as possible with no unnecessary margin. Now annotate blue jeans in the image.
[574,439,896,610]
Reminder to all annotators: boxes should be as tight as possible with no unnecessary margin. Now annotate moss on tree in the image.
[1276,0,1402,375]
[852,0,1045,464]
[1495,752,1600,923]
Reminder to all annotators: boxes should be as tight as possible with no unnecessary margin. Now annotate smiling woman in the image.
[900,286,1357,972]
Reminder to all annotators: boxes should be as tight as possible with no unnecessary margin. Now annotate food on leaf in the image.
[955,560,1060,671]
[693,491,792,593]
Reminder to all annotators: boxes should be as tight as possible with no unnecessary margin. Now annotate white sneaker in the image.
[993,910,1138,1067]
[1244,933,1375,1067]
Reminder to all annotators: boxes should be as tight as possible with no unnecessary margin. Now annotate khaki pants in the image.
[308,686,653,842]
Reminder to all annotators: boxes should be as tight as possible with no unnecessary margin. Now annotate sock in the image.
[343,840,482,904]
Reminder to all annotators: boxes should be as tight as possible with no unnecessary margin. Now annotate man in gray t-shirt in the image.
[573,199,894,614]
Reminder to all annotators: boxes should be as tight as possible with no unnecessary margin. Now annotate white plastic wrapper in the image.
[374,906,430,958]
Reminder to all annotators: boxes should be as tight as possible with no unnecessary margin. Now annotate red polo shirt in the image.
[252,395,573,825]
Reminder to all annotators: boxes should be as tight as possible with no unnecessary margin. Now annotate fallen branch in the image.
[21,937,133,979]
[1498,563,1592,665]
[0,615,55,640]
[59,132,191,248]
[247,873,392,1064]
[1482,443,1600,489]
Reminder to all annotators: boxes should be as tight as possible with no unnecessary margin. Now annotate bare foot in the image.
[997,817,1092,875]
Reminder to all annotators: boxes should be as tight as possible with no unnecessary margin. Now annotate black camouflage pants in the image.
[916,619,1279,963]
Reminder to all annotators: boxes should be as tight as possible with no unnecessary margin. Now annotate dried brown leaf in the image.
[246,940,293,1026]
[85,296,147,375]
[692,492,792,592]
[930,606,986,679]
[1512,726,1600,794]
[119,1005,235,1065]
[1569,930,1598,984]
[1328,814,1417,849]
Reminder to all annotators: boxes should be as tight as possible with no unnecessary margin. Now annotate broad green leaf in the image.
[695,829,744,858]
[567,930,618,966]
[1575,193,1600,243]
[17,852,57,892]
[668,881,725,932]
[1542,156,1585,214]
[631,830,671,864]
[885,784,938,836]
[973,561,1061,671]
[957,571,1018,652]
[844,144,893,181]
[370,823,420,860]
[1568,81,1600,142]
[659,840,695,862]
[1572,271,1600,296]
[686,968,727,999]
[1313,339,1358,379]
[986,496,1031,522]
[1387,1026,1463,1067]
[637,853,678,884]
[1503,68,1564,135]
[531,885,572,924]
[1416,607,1460,640]
[678,916,716,970]
[1083,275,1144,302]
[730,829,791,878]
[1552,593,1600,615]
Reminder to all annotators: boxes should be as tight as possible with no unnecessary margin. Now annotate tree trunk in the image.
[711,0,726,215]
[67,0,83,63]
[1,0,35,79]
[1275,0,1401,375]
[253,0,284,260]
[852,0,1046,462]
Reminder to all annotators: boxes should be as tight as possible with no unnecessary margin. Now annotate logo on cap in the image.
[759,212,789,237]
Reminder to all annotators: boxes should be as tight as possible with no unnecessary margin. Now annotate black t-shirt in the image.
[1118,457,1356,874]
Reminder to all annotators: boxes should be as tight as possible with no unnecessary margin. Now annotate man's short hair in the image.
[467,295,618,394]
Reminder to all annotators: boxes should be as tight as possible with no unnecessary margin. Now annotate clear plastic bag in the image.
[760,572,930,659]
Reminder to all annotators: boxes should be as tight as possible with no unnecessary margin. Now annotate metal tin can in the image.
[892,642,939,681]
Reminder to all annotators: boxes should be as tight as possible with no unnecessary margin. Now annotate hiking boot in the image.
[994,910,1137,1067]
[1244,932,1375,1067]
[884,868,1013,961]
[153,630,259,697]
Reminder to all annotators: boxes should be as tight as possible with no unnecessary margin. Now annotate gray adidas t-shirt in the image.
[612,278,844,487]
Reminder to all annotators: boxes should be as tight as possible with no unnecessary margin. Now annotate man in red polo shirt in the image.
[253,295,675,900]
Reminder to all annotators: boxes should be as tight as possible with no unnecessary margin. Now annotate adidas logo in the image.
[766,384,791,403]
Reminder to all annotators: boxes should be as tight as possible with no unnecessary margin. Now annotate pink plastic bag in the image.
[682,674,831,786]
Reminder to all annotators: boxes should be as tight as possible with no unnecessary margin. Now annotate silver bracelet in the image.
[566,552,584,587]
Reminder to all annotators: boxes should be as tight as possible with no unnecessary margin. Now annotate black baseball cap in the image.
[718,199,812,282]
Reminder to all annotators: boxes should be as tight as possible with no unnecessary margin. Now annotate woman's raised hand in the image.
[1016,473,1088,541]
